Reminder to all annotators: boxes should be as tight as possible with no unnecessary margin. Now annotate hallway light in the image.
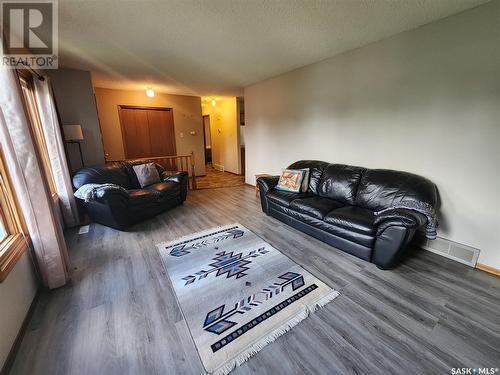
[211,99,216,107]
[146,88,155,97]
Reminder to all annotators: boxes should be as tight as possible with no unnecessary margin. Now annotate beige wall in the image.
[48,68,105,170]
[202,98,240,174]
[94,88,206,176]
[244,1,500,269]
[0,252,38,368]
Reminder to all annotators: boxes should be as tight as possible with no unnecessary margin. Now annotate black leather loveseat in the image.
[257,160,438,269]
[73,160,188,230]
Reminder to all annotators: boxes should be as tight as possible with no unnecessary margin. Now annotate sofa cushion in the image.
[355,169,439,211]
[290,196,344,220]
[269,202,375,248]
[317,164,366,205]
[266,189,312,208]
[324,206,375,235]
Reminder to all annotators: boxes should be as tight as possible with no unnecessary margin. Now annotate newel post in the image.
[190,151,197,190]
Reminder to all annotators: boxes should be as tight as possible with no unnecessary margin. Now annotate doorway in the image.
[118,106,176,158]
[197,97,245,189]
[202,115,212,166]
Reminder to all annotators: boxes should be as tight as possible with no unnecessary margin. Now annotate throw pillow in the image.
[276,169,306,193]
[132,162,160,188]
[300,168,310,192]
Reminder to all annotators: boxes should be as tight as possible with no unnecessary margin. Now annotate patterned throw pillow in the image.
[276,169,306,193]
[132,162,161,188]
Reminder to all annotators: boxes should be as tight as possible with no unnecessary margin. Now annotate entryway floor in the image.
[196,166,245,189]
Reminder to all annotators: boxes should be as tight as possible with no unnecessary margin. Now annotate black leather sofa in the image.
[73,160,188,230]
[257,160,438,269]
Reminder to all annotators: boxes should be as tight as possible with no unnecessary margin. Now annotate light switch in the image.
[180,132,184,138]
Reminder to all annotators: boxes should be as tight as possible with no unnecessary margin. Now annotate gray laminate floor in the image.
[9,186,500,375]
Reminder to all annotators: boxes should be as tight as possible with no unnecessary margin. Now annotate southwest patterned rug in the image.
[156,224,339,375]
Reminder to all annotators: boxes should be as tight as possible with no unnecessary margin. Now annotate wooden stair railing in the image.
[107,152,197,190]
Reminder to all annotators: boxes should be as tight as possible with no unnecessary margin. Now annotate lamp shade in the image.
[63,125,84,141]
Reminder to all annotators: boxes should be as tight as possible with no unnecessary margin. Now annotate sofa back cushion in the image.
[72,162,131,189]
[288,160,329,194]
[355,169,438,211]
[317,164,366,205]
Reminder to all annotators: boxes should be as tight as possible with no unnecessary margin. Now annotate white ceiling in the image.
[58,0,490,97]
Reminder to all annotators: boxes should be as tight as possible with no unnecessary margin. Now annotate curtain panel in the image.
[0,68,69,289]
[34,78,80,228]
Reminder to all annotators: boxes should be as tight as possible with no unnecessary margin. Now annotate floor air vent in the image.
[413,232,480,267]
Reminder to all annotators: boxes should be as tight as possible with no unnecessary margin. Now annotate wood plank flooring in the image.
[8,186,500,375]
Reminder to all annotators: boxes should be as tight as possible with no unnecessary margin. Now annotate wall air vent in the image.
[413,232,480,267]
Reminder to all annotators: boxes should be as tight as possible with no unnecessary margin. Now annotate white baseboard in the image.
[213,164,225,172]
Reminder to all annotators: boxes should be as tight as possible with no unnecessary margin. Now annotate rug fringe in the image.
[157,223,241,248]
[313,290,340,310]
[211,290,339,375]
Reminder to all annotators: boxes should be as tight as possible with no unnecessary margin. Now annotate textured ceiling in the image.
[58,0,490,96]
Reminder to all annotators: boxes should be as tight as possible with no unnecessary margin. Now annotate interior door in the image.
[119,107,176,158]
[147,109,176,157]
[203,115,212,164]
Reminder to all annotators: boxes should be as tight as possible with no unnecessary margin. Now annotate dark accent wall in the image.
[48,68,105,170]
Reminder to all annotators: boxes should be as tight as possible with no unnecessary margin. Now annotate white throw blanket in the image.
[74,183,127,202]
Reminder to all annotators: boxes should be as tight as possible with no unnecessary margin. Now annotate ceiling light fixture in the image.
[211,99,216,107]
[146,88,155,97]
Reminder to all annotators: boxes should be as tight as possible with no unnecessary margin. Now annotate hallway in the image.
[196,166,245,189]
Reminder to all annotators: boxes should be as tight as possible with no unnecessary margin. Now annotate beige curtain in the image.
[0,68,69,289]
[34,77,79,227]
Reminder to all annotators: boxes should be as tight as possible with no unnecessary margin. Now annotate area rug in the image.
[156,224,339,375]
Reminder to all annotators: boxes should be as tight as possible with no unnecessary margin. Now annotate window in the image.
[0,146,28,282]
[18,72,57,196]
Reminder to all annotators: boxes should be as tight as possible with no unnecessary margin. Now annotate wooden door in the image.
[119,106,176,158]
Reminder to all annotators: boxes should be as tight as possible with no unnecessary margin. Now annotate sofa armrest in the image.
[257,176,279,214]
[161,171,189,201]
[161,171,188,184]
[90,188,130,206]
[372,208,426,269]
[374,208,426,236]
[257,176,279,194]
[80,189,130,230]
